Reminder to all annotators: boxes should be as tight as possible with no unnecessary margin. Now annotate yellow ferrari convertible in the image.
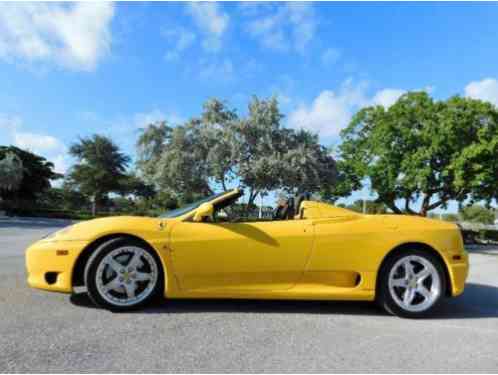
[26,189,468,317]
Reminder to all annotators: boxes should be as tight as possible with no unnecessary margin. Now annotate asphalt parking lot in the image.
[1,218,498,372]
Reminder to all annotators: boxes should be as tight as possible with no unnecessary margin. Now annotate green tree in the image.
[37,185,91,211]
[67,135,131,215]
[444,213,459,222]
[117,173,156,200]
[136,96,337,208]
[337,92,498,216]
[445,97,498,205]
[460,205,495,224]
[137,100,239,197]
[136,121,173,184]
[200,99,239,191]
[0,151,23,192]
[0,146,61,209]
[279,129,337,196]
[234,97,285,205]
[137,121,213,198]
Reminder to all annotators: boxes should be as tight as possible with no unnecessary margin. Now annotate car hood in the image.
[44,216,168,242]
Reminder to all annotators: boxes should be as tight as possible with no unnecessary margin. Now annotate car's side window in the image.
[209,194,266,223]
[212,196,301,223]
[215,203,274,223]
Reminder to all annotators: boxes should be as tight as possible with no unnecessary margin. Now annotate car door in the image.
[169,219,314,292]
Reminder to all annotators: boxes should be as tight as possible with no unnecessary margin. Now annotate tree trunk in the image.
[385,200,402,214]
[221,176,227,192]
[419,193,433,216]
[246,188,259,213]
[92,194,99,217]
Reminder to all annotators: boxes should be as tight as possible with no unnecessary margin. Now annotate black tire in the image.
[84,237,164,312]
[377,249,447,318]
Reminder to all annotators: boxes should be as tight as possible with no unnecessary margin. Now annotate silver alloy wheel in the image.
[388,255,441,313]
[95,246,158,307]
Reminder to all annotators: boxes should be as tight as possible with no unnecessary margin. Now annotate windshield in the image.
[160,191,228,218]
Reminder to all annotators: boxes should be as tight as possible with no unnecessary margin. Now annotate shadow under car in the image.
[69,282,498,319]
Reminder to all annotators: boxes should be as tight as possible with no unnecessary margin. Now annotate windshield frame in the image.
[159,190,239,219]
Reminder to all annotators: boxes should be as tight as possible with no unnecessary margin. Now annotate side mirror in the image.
[193,203,214,222]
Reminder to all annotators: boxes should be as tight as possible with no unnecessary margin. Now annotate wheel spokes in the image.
[403,259,414,278]
[391,277,406,288]
[96,246,159,307]
[388,255,441,313]
[123,282,136,299]
[416,267,431,282]
[128,251,143,269]
[403,287,416,305]
[416,284,431,300]
[102,277,121,293]
[134,271,152,282]
[106,257,124,274]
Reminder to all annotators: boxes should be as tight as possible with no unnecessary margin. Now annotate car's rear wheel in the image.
[378,250,446,318]
[84,238,164,311]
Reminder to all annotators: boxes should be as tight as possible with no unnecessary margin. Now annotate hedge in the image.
[461,228,498,244]
[4,208,157,221]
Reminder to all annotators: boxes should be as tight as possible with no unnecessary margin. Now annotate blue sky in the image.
[1,2,498,211]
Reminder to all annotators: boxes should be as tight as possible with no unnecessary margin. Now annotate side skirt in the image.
[166,286,375,301]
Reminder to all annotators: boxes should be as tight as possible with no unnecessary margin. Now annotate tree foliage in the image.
[460,205,496,225]
[337,92,498,215]
[66,135,131,214]
[136,97,337,206]
[0,151,23,192]
[0,146,60,206]
[37,185,91,211]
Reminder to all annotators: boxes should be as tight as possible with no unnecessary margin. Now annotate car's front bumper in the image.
[25,240,89,293]
[447,251,469,297]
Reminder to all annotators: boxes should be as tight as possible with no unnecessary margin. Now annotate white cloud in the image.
[371,88,406,108]
[288,80,410,138]
[0,114,22,134]
[245,3,316,53]
[423,85,435,95]
[186,2,229,52]
[0,2,114,71]
[0,114,68,173]
[286,3,316,53]
[288,80,369,137]
[13,131,65,154]
[133,109,185,128]
[465,78,498,106]
[322,48,341,66]
[161,27,196,61]
[51,154,69,176]
[199,58,234,81]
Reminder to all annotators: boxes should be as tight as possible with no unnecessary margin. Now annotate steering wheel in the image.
[272,204,288,220]
[273,197,295,220]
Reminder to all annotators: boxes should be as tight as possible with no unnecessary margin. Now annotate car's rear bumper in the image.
[25,240,89,293]
[447,251,469,297]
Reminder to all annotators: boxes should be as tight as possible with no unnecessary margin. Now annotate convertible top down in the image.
[26,189,468,318]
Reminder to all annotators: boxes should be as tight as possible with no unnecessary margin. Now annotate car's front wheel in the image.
[84,238,164,311]
[378,250,446,318]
